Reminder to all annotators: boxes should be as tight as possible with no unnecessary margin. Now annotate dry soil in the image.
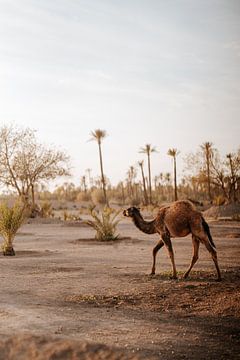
[0,216,239,359]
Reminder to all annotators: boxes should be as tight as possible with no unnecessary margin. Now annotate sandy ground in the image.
[0,216,239,359]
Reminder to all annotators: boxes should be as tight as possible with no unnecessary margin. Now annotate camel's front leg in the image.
[151,239,164,275]
[162,234,177,279]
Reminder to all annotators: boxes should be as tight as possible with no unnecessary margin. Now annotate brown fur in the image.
[123,200,221,280]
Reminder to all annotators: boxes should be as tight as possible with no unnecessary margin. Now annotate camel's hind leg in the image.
[183,235,200,279]
[195,232,221,281]
[162,233,177,279]
[151,239,164,275]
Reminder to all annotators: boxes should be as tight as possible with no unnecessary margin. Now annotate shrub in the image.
[63,210,81,221]
[0,202,26,256]
[77,192,91,202]
[40,201,53,218]
[86,206,121,241]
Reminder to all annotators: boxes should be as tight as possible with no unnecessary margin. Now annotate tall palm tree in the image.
[201,142,213,203]
[167,148,180,201]
[138,160,148,205]
[89,129,108,206]
[139,144,157,204]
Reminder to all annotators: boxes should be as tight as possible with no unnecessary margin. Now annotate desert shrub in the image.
[77,192,91,202]
[91,189,106,205]
[63,210,81,221]
[86,206,121,241]
[0,202,26,256]
[40,201,53,218]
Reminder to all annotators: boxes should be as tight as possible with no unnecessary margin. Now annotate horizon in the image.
[0,0,239,187]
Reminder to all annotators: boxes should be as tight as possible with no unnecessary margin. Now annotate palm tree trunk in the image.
[147,153,152,204]
[206,148,212,202]
[173,156,178,201]
[98,142,108,206]
[139,163,148,205]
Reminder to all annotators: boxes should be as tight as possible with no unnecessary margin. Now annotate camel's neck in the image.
[131,213,156,234]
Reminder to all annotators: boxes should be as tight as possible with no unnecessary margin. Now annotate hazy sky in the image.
[0,0,239,186]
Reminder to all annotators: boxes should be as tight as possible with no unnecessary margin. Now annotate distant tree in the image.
[138,160,148,205]
[201,142,213,202]
[89,129,108,206]
[85,168,92,189]
[126,165,137,200]
[226,152,239,203]
[139,144,157,204]
[0,125,70,207]
[80,175,87,193]
[167,148,180,201]
[184,143,240,203]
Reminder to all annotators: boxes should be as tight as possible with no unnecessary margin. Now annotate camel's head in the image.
[123,207,141,218]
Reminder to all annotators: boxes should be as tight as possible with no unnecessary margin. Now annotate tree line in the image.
[0,125,239,209]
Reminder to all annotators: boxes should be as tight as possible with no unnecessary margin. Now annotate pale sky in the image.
[0,0,239,186]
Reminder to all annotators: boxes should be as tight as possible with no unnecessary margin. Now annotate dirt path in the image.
[0,219,239,359]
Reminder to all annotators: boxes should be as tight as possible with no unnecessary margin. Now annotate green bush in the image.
[0,202,26,256]
[86,206,121,241]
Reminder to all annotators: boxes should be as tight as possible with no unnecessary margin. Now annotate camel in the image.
[123,200,221,281]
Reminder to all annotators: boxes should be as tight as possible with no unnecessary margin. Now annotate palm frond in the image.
[87,206,121,241]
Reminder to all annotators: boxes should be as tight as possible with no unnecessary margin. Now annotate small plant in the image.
[63,210,81,221]
[63,209,69,221]
[0,202,26,256]
[86,206,121,241]
[40,201,53,218]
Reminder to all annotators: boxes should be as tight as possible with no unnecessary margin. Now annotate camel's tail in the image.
[202,217,216,249]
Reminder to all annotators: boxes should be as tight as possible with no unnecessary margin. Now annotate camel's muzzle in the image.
[123,209,128,217]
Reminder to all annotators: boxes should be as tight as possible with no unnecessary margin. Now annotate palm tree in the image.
[167,148,180,201]
[139,144,157,204]
[201,142,213,203]
[126,165,137,200]
[138,160,148,205]
[85,168,92,189]
[89,129,108,206]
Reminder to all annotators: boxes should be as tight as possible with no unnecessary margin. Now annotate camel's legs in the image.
[196,232,222,281]
[162,234,177,279]
[151,239,164,275]
[183,235,200,279]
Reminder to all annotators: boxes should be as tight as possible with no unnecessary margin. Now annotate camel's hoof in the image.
[183,273,189,279]
[216,277,222,282]
[170,275,178,280]
[150,272,155,276]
